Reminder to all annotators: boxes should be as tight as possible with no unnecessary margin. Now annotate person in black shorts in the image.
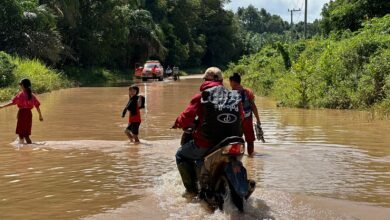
[126,123,140,136]
[122,85,143,144]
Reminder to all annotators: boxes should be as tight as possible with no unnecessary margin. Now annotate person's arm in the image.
[246,89,261,124]
[250,100,261,124]
[251,100,265,142]
[32,95,43,121]
[122,100,130,118]
[36,106,43,121]
[0,102,14,109]
[173,94,200,128]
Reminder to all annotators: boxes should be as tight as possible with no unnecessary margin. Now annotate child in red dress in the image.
[0,78,43,144]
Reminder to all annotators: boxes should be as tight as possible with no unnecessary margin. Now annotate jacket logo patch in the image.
[217,113,237,124]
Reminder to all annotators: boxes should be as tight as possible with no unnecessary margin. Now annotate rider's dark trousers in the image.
[175,140,208,192]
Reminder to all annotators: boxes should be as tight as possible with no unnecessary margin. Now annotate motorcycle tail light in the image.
[222,143,244,155]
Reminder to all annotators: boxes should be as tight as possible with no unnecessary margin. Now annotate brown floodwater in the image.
[0,76,389,220]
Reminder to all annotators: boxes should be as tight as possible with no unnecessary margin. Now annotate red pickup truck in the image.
[134,60,164,81]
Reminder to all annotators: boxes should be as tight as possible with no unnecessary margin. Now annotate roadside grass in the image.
[63,67,133,86]
[0,53,134,102]
[1,56,72,102]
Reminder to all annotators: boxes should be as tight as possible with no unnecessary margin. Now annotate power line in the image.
[288,8,301,25]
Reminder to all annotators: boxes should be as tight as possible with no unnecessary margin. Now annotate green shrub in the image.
[227,15,390,115]
[356,49,390,107]
[272,73,301,107]
[0,51,15,87]
[228,45,286,96]
[372,68,390,118]
[0,87,17,102]
[64,66,131,86]
[12,57,71,93]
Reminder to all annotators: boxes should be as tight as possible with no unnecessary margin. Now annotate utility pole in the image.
[288,8,301,26]
[304,0,308,39]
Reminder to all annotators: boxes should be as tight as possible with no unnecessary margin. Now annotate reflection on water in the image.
[0,78,389,219]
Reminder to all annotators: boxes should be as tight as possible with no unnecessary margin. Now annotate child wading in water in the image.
[122,85,144,144]
[0,78,43,144]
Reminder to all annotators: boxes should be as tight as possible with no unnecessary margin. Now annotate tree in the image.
[0,0,24,54]
[125,9,166,65]
[199,0,242,66]
[0,0,63,64]
[236,5,289,34]
[320,0,390,34]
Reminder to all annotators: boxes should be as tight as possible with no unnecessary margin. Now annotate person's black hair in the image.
[229,72,241,84]
[129,85,139,95]
[19,78,32,100]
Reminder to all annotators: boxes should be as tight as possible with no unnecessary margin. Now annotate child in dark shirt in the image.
[122,85,143,144]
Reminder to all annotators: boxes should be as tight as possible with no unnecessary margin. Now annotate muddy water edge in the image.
[0,76,389,219]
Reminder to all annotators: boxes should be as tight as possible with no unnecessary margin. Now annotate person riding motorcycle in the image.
[173,66,180,81]
[172,67,244,193]
[165,65,172,77]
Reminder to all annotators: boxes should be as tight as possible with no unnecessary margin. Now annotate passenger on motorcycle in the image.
[172,67,244,193]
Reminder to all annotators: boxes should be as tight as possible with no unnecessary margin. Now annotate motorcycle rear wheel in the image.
[215,176,244,212]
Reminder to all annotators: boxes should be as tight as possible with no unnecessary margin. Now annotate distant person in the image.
[173,66,180,81]
[152,65,159,75]
[135,65,143,76]
[229,73,262,156]
[0,78,43,144]
[165,65,172,76]
[122,85,144,144]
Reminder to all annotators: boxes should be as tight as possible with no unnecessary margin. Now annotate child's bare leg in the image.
[247,142,254,156]
[133,135,140,144]
[124,130,134,142]
[18,135,25,144]
[25,136,32,144]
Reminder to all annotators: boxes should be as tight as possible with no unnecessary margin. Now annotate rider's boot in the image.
[245,179,256,199]
[177,161,198,194]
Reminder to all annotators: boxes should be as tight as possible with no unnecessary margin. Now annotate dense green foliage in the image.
[0,52,16,87]
[63,67,131,86]
[0,0,62,64]
[320,0,390,34]
[235,5,321,54]
[0,0,295,69]
[227,15,390,116]
[1,0,388,117]
[0,52,71,101]
[12,57,71,93]
[237,5,289,34]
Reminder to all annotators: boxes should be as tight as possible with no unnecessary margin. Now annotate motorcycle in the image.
[180,131,256,212]
[172,67,180,81]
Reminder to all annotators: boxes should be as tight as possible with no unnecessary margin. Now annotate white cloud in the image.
[225,0,330,23]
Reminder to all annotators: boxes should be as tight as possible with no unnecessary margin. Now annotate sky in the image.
[225,0,331,23]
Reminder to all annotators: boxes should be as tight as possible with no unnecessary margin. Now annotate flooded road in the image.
[0,76,389,219]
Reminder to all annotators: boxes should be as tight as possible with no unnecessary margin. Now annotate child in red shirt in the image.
[122,85,142,144]
[0,78,43,144]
